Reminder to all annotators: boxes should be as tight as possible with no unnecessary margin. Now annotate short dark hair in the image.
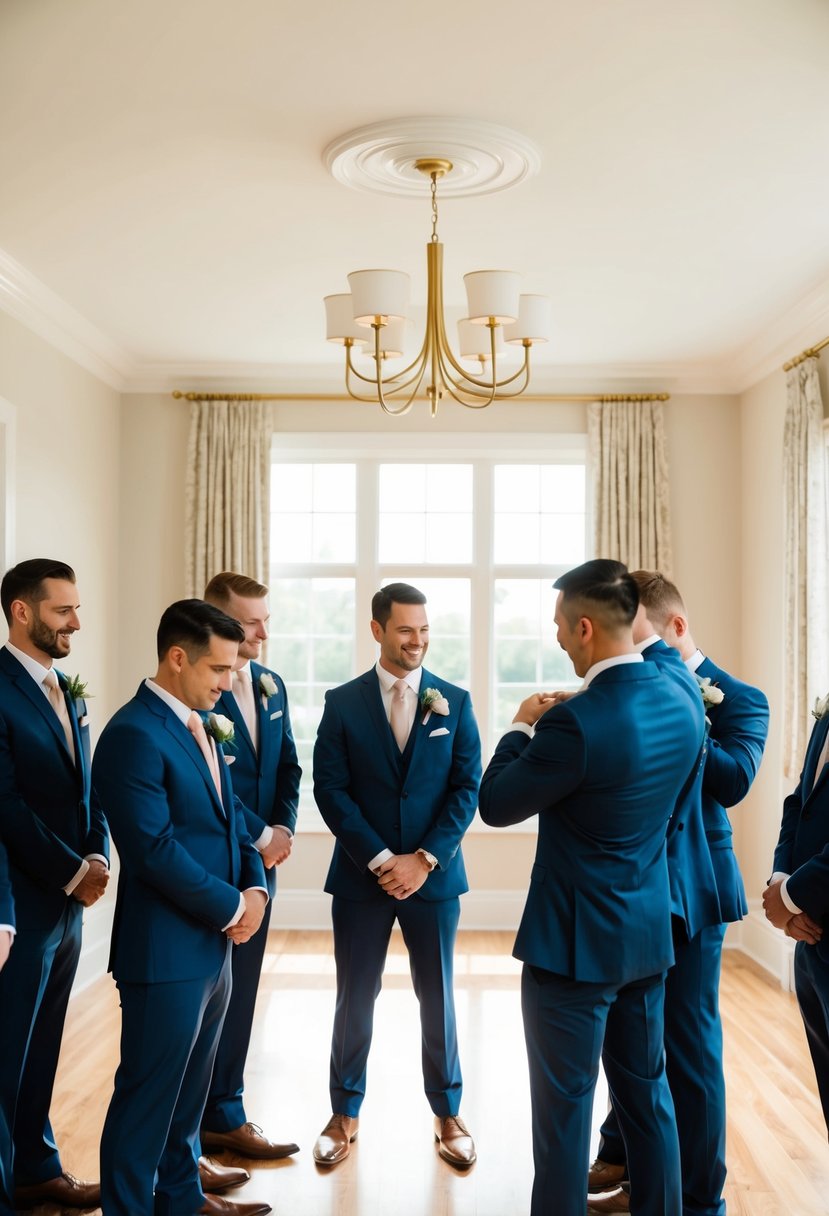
[371,582,427,629]
[157,599,245,661]
[629,570,686,628]
[553,559,639,632]
[204,571,269,607]
[1,559,76,625]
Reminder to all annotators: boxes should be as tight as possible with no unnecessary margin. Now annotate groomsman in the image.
[588,571,769,1215]
[764,691,829,1132]
[479,560,705,1216]
[93,600,272,1216]
[0,559,108,1215]
[201,572,301,1160]
[312,583,481,1168]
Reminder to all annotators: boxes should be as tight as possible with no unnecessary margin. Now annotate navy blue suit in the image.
[313,667,480,1117]
[0,646,108,1214]
[479,660,705,1216]
[773,711,829,1131]
[202,661,301,1134]
[92,683,267,1216]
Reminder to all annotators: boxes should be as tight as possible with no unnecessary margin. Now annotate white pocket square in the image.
[224,755,235,765]
[270,709,283,720]
[78,715,89,728]
[429,727,450,737]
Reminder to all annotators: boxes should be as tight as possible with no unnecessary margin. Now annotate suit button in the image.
[677,822,684,831]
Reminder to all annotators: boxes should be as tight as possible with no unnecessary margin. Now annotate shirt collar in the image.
[582,652,643,687]
[375,660,423,695]
[684,648,705,673]
[4,641,54,689]
[634,634,661,653]
[145,678,192,726]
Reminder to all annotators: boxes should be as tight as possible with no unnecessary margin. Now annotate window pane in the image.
[493,464,585,565]
[379,512,426,564]
[379,463,472,563]
[271,463,355,564]
[271,513,313,563]
[313,464,355,512]
[272,463,313,512]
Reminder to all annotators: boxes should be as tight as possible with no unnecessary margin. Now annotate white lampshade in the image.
[463,270,520,325]
[457,318,505,360]
[347,269,410,325]
[363,317,408,359]
[324,294,368,345]
[503,294,552,345]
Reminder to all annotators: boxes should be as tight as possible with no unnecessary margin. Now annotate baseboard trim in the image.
[271,888,528,931]
[723,903,795,990]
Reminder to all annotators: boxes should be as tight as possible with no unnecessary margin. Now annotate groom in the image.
[312,582,481,1168]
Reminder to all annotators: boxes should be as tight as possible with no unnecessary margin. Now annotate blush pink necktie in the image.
[390,679,409,752]
[188,711,222,799]
[44,670,76,764]
[233,668,258,752]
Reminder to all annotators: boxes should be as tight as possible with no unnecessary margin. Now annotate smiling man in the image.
[92,600,271,1216]
[0,558,109,1215]
[312,583,482,1169]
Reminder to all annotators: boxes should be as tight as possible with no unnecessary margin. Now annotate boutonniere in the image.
[205,712,236,748]
[813,692,829,721]
[696,676,725,710]
[420,686,450,726]
[259,671,278,707]
[64,674,91,702]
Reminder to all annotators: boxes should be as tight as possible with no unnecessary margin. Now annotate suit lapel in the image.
[360,670,401,773]
[805,717,829,801]
[216,689,255,760]
[3,653,74,763]
[143,692,228,823]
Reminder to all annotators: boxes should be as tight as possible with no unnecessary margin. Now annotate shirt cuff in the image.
[0,924,15,938]
[780,877,802,916]
[368,848,393,873]
[64,858,89,896]
[273,824,293,838]
[255,826,273,850]
[85,853,109,868]
[505,721,534,739]
[222,893,246,931]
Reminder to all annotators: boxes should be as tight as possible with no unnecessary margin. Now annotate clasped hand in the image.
[73,858,109,907]
[374,853,430,900]
[512,689,573,727]
[762,879,823,945]
[226,888,268,944]
[260,825,293,869]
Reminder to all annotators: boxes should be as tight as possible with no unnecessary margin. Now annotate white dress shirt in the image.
[367,662,423,873]
[232,661,292,855]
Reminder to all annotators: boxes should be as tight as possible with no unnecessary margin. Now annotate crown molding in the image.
[0,248,135,391]
[728,277,829,392]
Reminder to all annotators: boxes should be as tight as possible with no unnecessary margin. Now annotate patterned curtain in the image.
[587,400,673,572]
[783,358,827,778]
[184,400,271,598]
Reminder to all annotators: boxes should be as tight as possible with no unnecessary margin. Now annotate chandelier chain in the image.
[430,173,439,244]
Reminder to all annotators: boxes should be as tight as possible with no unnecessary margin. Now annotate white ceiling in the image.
[2,0,829,393]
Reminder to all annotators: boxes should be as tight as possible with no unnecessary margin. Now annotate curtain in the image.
[783,357,827,778]
[185,400,271,598]
[587,400,673,573]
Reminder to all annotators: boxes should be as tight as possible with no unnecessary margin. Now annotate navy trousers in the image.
[522,964,680,1216]
[794,941,829,1136]
[100,955,232,1216]
[329,894,463,1118]
[598,924,727,1216]
[202,899,273,1133]
[0,879,82,1215]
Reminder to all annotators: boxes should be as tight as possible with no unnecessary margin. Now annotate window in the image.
[268,433,589,826]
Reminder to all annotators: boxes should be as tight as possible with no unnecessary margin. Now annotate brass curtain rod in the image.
[171,391,670,404]
[783,335,829,371]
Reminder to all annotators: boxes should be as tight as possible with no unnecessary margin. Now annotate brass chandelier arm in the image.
[373,323,428,416]
[344,337,428,392]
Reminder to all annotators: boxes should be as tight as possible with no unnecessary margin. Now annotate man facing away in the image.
[200,571,302,1162]
[0,558,108,1215]
[479,559,705,1216]
[588,571,769,1215]
[312,582,482,1168]
[764,683,829,1136]
[92,600,273,1216]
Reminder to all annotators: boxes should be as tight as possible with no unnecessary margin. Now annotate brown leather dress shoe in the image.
[201,1122,300,1160]
[587,1157,629,1193]
[586,1188,631,1213]
[14,1171,101,1210]
[434,1115,477,1167]
[198,1156,250,1192]
[313,1113,359,1166]
[198,1196,272,1215]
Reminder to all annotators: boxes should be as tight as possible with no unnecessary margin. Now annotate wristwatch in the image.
[416,848,438,872]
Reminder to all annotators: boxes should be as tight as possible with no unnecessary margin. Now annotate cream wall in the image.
[0,310,122,983]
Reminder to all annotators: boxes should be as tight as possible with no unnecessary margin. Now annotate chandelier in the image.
[324,157,551,417]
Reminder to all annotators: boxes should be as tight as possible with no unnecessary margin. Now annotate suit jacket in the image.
[313,667,481,902]
[697,655,769,923]
[213,661,301,896]
[642,640,721,939]
[0,841,13,929]
[773,713,829,959]
[0,646,108,917]
[479,661,705,985]
[92,683,267,984]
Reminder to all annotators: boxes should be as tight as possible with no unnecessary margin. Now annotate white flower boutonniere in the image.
[813,692,829,721]
[259,671,278,707]
[420,686,450,726]
[206,713,236,748]
[64,674,91,702]
[696,676,725,709]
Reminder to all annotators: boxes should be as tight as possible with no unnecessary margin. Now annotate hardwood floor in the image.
[38,932,829,1215]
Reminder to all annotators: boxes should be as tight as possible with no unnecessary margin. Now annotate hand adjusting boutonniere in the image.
[813,693,829,721]
[205,712,236,750]
[696,676,725,709]
[64,674,91,702]
[259,671,278,708]
[421,687,450,726]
